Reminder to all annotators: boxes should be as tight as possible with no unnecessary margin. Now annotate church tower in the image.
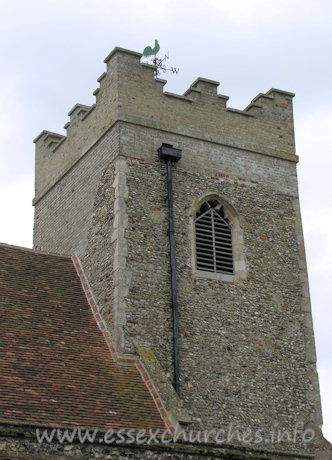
[33,47,328,456]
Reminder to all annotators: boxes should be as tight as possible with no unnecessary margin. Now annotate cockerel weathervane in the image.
[142,40,179,77]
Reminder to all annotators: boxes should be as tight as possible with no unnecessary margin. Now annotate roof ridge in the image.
[0,242,71,259]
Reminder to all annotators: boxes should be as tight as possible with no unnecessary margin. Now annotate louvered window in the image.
[195,200,234,274]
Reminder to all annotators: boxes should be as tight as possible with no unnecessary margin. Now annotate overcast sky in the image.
[0,0,331,443]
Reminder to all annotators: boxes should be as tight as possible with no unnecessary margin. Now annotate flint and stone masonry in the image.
[32,47,330,458]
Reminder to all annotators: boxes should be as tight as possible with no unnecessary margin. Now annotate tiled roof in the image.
[0,244,167,431]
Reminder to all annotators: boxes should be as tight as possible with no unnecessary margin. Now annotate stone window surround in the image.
[189,193,247,282]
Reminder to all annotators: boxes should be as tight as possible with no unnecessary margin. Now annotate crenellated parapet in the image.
[244,88,295,120]
[33,46,297,203]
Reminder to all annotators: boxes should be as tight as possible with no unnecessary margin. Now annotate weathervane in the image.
[142,40,179,77]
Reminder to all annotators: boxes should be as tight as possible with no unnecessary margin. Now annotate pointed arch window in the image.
[195,200,234,274]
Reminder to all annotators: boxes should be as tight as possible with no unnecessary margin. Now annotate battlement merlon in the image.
[33,46,297,204]
[244,88,295,117]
